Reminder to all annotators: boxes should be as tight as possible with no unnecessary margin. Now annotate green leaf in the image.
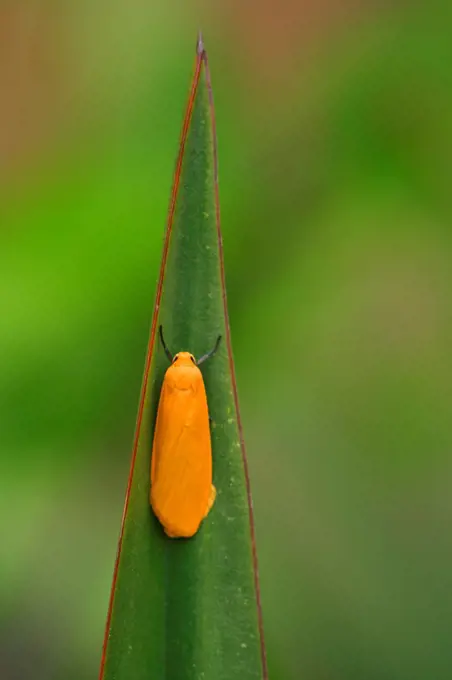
[99,38,267,680]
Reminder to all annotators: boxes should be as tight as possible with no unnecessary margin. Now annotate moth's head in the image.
[172,351,197,367]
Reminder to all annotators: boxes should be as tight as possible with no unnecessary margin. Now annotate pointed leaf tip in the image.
[197,30,205,56]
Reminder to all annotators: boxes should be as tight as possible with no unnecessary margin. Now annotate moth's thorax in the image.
[165,358,202,391]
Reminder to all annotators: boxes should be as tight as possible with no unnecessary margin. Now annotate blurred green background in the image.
[2,2,452,679]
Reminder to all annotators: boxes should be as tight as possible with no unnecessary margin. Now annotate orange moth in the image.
[150,325,221,538]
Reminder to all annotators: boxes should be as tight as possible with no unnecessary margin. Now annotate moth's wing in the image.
[151,375,212,537]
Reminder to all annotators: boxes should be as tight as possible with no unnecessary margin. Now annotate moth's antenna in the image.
[197,335,222,365]
[159,325,173,363]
